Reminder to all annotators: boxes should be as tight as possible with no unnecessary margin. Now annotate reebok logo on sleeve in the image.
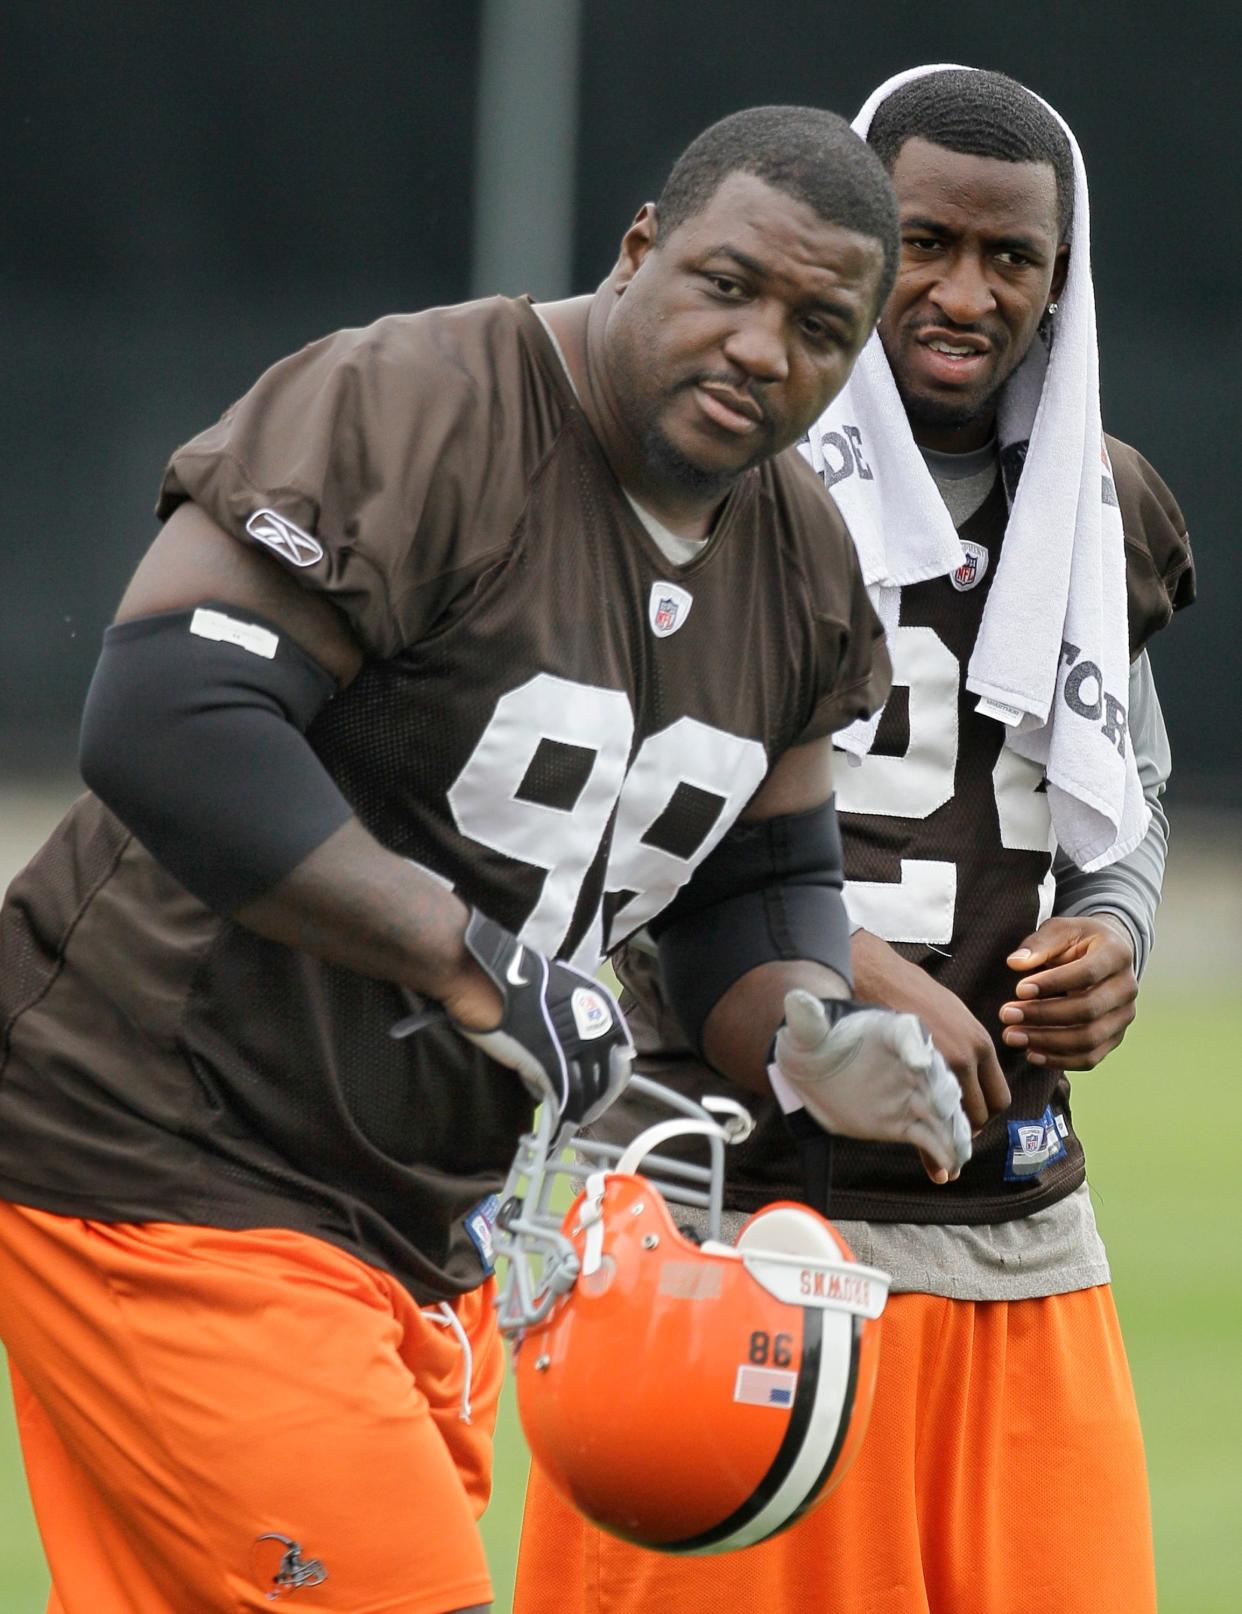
[246,509,324,568]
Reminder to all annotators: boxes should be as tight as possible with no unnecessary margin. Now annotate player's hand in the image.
[772,991,972,1183]
[853,929,1010,1129]
[1001,915,1137,1070]
[392,910,634,1128]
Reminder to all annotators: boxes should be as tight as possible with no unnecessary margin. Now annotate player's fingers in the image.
[902,1116,957,1181]
[977,1042,1011,1116]
[607,1041,634,1096]
[1006,944,1060,972]
[1024,1036,1126,1071]
[949,1060,989,1132]
[916,1145,950,1186]
[1004,982,1137,1034]
[577,1042,636,1127]
[899,1031,969,1171]
[923,1060,973,1172]
[782,989,830,1053]
[1006,923,1087,973]
[1000,987,1096,1026]
[925,1048,962,1124]
[887,1010,937,1072]
[1052,1032,1130,1071]
[1010,951,1115,1000]
[953,1109,972,1170]
[1013,1010,1135,1067]
[900,1086,960,1172]
[1034,1007,1135,1054]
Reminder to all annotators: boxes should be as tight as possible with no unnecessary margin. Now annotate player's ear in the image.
[613,203,659,293]
[1049,242,1069,304]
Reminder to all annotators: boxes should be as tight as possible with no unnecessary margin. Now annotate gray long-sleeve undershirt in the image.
[1051,651,1168,976]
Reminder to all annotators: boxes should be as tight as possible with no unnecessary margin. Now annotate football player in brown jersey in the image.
[0,107,980,1614]
[515,69,1194,1614]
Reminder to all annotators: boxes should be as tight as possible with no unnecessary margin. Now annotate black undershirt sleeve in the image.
[646,798,853,1060]
[79,605,352,914]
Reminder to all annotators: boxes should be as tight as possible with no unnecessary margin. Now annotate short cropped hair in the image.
[655,106,899,310]
[867,70,1074,241]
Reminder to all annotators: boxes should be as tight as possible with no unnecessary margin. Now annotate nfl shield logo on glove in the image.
[571,986,612,1040]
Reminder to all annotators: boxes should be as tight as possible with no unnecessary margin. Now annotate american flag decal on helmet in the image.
[734,1366,797,1408]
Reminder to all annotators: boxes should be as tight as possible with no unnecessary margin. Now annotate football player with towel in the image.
[516,67,1193,1614]
[0,108,975,1614]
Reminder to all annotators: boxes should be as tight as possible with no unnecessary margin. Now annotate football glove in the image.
[391,909,634,1129]
[769,990,972,1178]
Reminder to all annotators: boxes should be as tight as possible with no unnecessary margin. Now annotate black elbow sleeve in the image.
[648,799,853,1058]
[80,606,353,913]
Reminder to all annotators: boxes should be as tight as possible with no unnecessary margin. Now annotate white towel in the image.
[804,64,1145,871]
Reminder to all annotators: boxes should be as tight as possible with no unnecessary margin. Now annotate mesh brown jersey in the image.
[608,437,1193,1223]
[0,297,888,1302]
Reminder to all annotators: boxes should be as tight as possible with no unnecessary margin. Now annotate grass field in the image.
[1,790,1239,1610]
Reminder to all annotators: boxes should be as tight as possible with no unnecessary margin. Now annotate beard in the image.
[884,318,1031,441]
[896,384,995,434]
[630,377,777,501]
[608,322,777,499]
[637,413,757,501]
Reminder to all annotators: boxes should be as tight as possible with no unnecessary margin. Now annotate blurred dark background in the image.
[3,0,1238,801]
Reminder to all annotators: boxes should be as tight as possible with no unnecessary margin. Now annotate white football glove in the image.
[770,990,972,1179]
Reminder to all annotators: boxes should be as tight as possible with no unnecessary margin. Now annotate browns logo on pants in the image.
[0,1202,502,1614]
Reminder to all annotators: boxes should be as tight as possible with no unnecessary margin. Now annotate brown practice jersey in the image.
[606,436,1193,1224]
[0,296,888,1302]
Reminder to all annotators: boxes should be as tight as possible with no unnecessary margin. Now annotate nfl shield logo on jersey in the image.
[1004,1106,1067,1180]
[648,581,694,638]
[950,540,989,592]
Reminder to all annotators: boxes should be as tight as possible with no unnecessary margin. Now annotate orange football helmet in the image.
[494,1077,890,1553]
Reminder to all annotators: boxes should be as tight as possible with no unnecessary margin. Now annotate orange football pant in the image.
[515,1285,1157,1614]
[0,1200,504,1614]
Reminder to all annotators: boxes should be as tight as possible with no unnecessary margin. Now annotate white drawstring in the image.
[421,1301,475,1423]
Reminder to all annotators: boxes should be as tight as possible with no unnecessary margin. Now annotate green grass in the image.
[1069,995,1242,1614]
[3,995,1239,1613]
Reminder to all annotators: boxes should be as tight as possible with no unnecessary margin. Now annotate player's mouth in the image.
[910,328,994,387]
[693,381,765,436]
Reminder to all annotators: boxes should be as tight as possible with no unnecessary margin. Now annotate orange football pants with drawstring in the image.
[0,1199,503,1614]
[515,1285,1157,1614]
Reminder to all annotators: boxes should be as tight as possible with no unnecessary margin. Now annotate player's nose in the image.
[722,305,790,384]
[930,251,996,327]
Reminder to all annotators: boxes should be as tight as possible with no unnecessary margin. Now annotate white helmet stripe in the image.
[664,1306,860,1555]
[703,1312,858,1553]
